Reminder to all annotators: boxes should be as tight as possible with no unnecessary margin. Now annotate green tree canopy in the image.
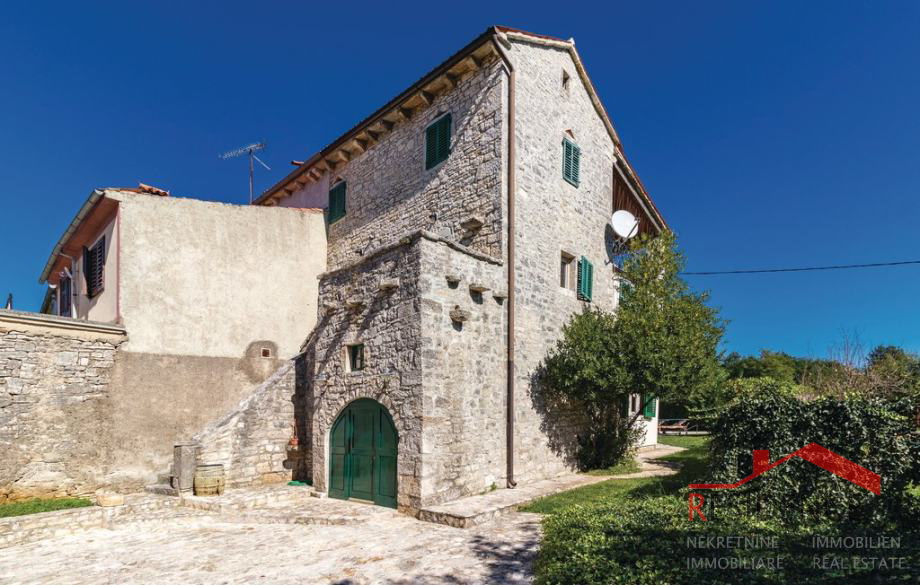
[542,230,725,467]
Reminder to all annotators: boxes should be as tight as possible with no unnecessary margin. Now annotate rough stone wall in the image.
[0,324,122,501]
[307,240,424,512]
[194,358,309,487]
[278,57,505,271]
[417,237,508,505]
[507,37,656,481]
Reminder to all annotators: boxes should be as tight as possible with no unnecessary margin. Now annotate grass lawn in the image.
[0,497,93,518]
[521,436,710,515]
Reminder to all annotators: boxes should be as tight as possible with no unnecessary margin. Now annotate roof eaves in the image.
[38,189,106,284]
[254,27,498,206]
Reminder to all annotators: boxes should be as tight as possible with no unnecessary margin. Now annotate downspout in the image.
[493,30,517,489]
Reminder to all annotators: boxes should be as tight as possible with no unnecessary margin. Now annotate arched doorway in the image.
[328,399,398,508]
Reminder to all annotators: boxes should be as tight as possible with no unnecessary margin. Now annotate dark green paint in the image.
[328,399,398,508]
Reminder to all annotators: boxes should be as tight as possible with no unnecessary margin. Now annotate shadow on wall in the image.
[527,365,583,471]
[287,352,313,483]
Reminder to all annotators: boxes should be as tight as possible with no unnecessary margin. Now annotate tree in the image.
[542,230,725,468]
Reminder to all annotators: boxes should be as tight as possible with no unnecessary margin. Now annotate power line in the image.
[681,260,920,276]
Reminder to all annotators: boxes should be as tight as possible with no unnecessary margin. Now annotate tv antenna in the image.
[219,142,271,203]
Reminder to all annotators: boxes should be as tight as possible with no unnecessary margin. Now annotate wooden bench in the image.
[658,419,689,435]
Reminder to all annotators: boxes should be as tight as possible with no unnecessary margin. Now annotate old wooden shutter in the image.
[577,256,593,301]
[642,394,657,418]
[328,182,346,223]
[563,138,580,186]
[425,114,451,169]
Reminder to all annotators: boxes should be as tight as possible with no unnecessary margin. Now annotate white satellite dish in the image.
[610,210,639,240]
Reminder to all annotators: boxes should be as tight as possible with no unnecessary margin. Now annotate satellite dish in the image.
[610,210,639,240]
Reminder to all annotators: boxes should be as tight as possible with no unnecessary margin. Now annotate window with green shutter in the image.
[425,113,452,169]
[562,137,580,186]
[328,181,346,224]
[642,394,657,418]
[576,256,594,301]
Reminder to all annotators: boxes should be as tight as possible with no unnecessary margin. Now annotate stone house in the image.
[2,26,667,511]
[249,26,667,512]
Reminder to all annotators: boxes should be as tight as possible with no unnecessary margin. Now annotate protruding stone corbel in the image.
[492,290,508,300]
[469,283,490,293]
[446,274,461,285]
[449,305,470,323]
[379,278,400,292]
[460,216,484,231]
[345,297,365,311]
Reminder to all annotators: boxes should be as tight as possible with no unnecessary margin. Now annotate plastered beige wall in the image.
[71,216,119,323]
[110,192,325,359]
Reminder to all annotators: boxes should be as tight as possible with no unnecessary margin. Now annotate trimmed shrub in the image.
[535,496,920,585]
[706,388,920,529]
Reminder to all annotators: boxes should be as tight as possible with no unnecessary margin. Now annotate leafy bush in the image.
[706,387,920,529]
[535,496,920,585]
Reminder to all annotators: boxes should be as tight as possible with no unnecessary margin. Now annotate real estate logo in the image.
[687,443,881,521]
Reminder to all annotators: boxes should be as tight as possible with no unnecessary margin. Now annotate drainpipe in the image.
[493,30,517,489]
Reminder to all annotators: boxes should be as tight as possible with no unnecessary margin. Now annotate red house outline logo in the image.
[687,443,880,521]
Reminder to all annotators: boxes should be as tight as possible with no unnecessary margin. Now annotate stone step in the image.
[417,474,610,528]
[144,483,179,497]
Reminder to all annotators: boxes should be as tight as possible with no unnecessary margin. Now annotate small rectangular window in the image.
[425,113,452,170]
[576,256,594,301]
[347,344,365,372]
[562,138,580,187]
[328,182,347,224]
[560,252,575,289]
[59,276,72,317]
[83,236,106,298]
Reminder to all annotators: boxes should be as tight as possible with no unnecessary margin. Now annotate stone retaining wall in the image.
[0,496,184,548]
[0,315,124,501]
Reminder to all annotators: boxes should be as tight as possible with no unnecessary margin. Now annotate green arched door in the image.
[329,399,398,508]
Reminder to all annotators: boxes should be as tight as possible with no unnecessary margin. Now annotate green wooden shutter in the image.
[577,256,593,301]
[563,138,580,186]
[328,182,346,223]
[643,394,657,418]
[426,114,451,169]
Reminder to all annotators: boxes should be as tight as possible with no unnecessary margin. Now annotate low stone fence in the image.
[0,310,125,501]
[0,495,184,548]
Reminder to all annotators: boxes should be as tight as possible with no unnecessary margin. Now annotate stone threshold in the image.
[417,445,686,528]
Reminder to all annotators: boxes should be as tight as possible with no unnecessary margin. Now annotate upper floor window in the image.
[576,255,594,301]
[560,252,575,290]
[328,181,346,224]
[425,113,452,170]
[83,236,105,298]
[59,275,72,317]
[562,137,580,187]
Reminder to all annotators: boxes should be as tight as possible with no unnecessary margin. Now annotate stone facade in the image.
[194,359,309,488]
[265,31,663,511]
[307,239,425,511]
[281,56,506,271]
[0,318,123,501]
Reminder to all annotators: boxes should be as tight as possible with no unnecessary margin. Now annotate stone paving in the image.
[0,501,542,585]
[0,448,685,584]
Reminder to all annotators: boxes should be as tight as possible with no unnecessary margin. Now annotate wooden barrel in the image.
[193,464,225,496]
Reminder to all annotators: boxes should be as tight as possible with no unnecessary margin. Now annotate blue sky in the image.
[2,1,918,358]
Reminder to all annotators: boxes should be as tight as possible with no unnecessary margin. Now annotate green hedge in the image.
[536,497,919,585]
[706,389,919,529]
